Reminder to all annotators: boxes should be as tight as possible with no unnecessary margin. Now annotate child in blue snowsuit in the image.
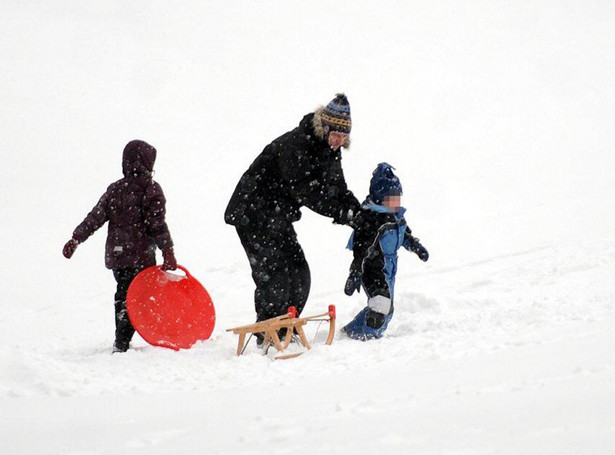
[342,163,429,340]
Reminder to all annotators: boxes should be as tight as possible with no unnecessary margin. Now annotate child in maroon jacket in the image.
[63,140,178,353]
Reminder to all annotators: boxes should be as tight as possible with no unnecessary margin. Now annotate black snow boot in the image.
[113,299,135,353]
[112,339,130,353]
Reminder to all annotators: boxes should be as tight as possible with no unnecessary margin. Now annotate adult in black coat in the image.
[225,94,360,332]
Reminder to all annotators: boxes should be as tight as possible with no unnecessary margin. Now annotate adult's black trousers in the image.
[236,223,311,323]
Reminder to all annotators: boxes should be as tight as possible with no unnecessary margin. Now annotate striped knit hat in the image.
[322,93,352,134]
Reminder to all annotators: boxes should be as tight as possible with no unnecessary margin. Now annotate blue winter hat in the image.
[369,162,403,204]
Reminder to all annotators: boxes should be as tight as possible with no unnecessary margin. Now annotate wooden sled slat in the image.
[227,305,336,359]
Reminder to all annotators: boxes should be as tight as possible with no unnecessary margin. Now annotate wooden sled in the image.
[227,305,336,360]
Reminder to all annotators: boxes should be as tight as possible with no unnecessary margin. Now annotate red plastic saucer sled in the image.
[126,265,215,350]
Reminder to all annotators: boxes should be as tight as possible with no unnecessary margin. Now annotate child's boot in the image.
[342,305,394,341]
[113,300,135,353]
[112,339,130,353]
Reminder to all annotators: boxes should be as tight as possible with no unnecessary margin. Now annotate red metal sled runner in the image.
[127,265,215,350]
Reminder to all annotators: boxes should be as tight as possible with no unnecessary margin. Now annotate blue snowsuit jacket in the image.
[347,202,419,303]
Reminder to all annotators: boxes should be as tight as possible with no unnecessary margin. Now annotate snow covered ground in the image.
[2,1,615,454]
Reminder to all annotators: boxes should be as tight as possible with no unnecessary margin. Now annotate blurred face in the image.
[327,131,348,151]
[383,194,402,210]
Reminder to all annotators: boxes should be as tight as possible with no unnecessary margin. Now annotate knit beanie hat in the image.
[369,162,403,204]
[321,93,352,134]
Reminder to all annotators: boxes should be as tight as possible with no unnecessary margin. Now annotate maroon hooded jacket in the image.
[72,140,174,269]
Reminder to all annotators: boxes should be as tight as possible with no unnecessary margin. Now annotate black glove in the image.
[344,268,362,296]
[411,239,429,262]
[348,207,367,230]
[62,238,79,258]
[162,248,177,271]
[334,207,354,226]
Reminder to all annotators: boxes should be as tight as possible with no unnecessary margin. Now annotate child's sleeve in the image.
[403,224,429,261]
[72,187,111,243]
[347,211,379,273]
[402,225,417,251]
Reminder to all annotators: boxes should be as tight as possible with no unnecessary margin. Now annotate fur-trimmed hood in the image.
[312,106,351,149]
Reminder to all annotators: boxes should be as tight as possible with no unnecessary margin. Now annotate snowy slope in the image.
[2,1,615,454]
[3,239,615,454]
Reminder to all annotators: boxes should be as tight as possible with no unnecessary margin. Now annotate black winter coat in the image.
[225,113,359,229]
[72,140,173,269]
